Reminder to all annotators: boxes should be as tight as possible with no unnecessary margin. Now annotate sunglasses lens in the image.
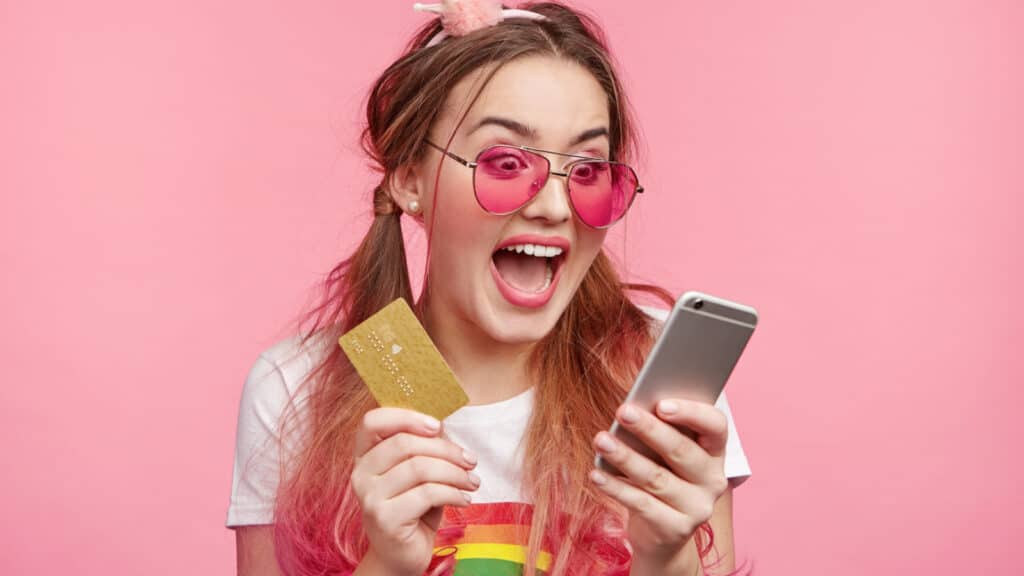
[474,146,549,214]
[568,161,638,228]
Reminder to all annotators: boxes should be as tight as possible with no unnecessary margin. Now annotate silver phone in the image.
[595,290,759,476]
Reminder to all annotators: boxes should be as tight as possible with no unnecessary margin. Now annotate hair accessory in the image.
[413,1,548,48]
[407,200,421,214]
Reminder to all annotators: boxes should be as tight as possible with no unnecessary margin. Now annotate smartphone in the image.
[595,290,759,476]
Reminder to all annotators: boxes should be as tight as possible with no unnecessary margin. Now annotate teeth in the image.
[537,258,554,292]
[501,243,564,258]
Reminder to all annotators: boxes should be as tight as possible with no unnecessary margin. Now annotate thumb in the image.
[423,505,444,532]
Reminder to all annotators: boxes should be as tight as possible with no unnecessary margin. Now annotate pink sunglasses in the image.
[425,140,643,229]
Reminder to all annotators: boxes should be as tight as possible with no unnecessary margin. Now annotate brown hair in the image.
[270,3,715,575]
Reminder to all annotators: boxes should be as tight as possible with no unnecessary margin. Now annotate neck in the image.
[420,294,536,406]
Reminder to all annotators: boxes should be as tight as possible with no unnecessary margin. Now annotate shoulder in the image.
[253,334,324,387]
[238,333,329,428]
[636,304,670,338]
[636,304,670,323]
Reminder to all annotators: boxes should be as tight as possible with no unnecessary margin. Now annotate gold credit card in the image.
[338,298,468,421]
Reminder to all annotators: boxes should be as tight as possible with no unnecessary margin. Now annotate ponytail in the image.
[272,183,418,575]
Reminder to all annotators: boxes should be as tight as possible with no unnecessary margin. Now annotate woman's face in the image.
[407,55,612,345]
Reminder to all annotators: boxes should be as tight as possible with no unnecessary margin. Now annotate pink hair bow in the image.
[413,1,547,47]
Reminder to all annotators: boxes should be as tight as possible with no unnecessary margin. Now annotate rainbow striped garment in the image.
[434,501,553,575]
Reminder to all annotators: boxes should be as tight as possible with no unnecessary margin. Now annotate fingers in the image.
[354,407,444,457]
[375,455,481,500]
[653,399,730,457]
[588,468,705,544]
[612,401,727,487]
[385,482,475,521]
[359,432,476,476]
[361,483,473,542]
[590,402,729,548]
[592,430,706,514]
[352,409,480,515]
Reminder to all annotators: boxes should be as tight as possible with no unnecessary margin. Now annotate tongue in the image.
[493,251,549,293]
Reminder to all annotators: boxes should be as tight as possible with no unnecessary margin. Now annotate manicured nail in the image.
[468,472,481,487]
[619,405,640,424]
[590,470,608,486]
[462,492,473,503]
[658,400,679,415]
[595,432,617,453]
[422,416,441,432]
[463,450,478,465]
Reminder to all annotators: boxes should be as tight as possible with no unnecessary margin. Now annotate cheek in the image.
[576,228,608,264]
[426,167,496,253]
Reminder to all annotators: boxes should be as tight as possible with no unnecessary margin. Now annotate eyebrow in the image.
[468,116,609,147]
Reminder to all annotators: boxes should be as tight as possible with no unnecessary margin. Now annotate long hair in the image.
[270,3,732,574]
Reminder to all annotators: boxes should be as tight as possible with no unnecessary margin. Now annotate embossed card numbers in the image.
[338,298,469,421]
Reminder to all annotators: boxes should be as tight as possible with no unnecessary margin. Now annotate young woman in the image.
[227,2,752,575]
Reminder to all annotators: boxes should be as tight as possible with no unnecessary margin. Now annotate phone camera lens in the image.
[694,299,704,310]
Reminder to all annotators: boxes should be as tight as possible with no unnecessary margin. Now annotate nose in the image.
[519,169,572,225]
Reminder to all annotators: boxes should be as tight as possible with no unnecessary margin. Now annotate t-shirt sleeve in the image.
[714,390,752,487]
[226,353,293,527]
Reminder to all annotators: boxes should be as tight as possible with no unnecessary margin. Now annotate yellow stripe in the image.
[434,543,552,571]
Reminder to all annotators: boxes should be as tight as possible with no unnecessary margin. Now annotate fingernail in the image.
[462,492,473,503]
[468,472,481,487]
[595,432,616,453]
[658,400,679,415]
[619,405,640,424]
[422,416,441,432]
[463,450,477,465]
[589,470,608,485]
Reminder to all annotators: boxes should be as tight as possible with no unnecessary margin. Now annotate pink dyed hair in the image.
[269,2,751,575]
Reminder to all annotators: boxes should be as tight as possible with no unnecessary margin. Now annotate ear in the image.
[387,163,425,223]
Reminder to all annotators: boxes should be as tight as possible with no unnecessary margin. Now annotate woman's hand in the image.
[589,399,729,574]
[351,407,480,576]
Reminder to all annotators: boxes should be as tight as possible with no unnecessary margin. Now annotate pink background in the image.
[2,0,1020,573]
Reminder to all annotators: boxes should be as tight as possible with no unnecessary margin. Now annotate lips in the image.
[490,235,570,309]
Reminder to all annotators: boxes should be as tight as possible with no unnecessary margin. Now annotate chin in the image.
[485,317,558,346]
[483,293,571,345]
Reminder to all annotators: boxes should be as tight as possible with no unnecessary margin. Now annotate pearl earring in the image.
[407,200,421,214]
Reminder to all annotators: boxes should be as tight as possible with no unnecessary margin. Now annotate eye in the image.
[478,147,534,177]
[496,156,524,171]
[571,162,608,184]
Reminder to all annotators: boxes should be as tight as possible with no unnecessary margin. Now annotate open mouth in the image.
[491,243,567,294]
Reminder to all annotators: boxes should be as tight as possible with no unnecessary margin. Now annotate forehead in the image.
[443,55,610,145]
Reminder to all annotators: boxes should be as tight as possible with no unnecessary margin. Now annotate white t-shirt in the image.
[226,306,752,528]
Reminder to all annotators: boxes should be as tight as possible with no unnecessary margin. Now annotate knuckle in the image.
[692,498,714,522]
[711,410,729,438]
[635,414,654,435]
[683,518,703,538]
[665,521,690,542]
[393,433,413,455]
[422,483,444,503]
[668,439,692,466]
[647,466,673,494]
[362,499,382,524]
[360,410,377,431]
[633,493,653,516]
[709,474,729,496]
[612,445,631,467]
[350,473,365,497]
[408,457,428,478]
[447,441,465,460]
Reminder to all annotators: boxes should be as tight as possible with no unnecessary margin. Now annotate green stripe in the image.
[452,557,547,576]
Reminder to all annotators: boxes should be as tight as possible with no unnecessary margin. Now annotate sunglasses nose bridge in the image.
[518,153,573,223]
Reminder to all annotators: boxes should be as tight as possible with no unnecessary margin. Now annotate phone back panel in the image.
[597,291,758,475]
